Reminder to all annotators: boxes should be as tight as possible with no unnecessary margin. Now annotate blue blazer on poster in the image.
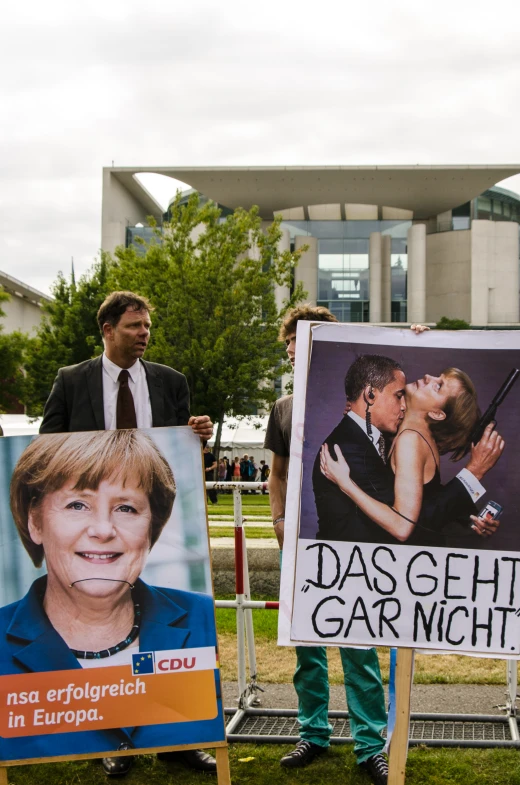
[0,577,224,761]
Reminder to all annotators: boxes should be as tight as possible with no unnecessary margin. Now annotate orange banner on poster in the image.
[0,665,218,738]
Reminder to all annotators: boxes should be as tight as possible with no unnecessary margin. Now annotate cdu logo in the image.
[131,652,155,675]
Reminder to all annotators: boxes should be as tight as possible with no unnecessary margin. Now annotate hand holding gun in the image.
[470,368,520,445]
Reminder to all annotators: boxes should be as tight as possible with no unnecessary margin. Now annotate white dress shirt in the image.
[102,354,153,430]
[347,409,485,502]
[347,410,383,451]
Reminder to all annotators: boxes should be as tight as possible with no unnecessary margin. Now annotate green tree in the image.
[23,259,111,415]
[0,287,28,413]
[107,193,306,452]
[436,316,471,330]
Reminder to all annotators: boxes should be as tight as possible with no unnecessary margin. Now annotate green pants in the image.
[294,644,387,763]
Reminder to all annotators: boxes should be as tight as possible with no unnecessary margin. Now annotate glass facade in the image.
[281,219,411,322]
[124,183,520,326]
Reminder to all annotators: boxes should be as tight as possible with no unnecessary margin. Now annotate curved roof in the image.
[107,165,520,219]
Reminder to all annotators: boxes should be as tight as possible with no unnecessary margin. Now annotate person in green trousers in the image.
[265,305,430,785]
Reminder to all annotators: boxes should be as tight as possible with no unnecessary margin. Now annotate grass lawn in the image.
[8,745,520,785]
[210,527,274,539]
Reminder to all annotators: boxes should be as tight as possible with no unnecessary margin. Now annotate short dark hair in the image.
[97,291,154,335]
[279,304,337,340]
[345,354,403,402]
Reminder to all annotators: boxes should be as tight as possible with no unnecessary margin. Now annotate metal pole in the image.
[241,526,260,706]
[233,487,248,710]
[507,659,519,741]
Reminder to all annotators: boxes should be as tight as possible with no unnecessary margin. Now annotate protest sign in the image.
[279,323,520,657]
[0,426,225,764]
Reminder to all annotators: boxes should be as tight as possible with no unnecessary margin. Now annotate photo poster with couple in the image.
[279,322,520,658]
[0,426,225,764]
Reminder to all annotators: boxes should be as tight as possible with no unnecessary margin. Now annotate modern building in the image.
[0,270,52,334]
[101,166,520,326]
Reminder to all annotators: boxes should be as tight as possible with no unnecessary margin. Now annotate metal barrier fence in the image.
[207,482,520,747]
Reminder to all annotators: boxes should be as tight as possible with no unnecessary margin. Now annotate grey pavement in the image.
[223,682,511,716]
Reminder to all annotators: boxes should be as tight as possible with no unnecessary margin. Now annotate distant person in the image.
[232,456,241,481]
[240,453,250,482]
[204,446,218,504]
[225,456,233,482]
[218,458,227,481]
[264,305,429,784]
[260,459,269,493]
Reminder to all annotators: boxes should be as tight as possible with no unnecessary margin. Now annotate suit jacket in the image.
[313,416,477,544]
[0,577,224,761]
[40,356,191,433]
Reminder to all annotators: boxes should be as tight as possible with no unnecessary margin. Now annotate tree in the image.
[23,258,111,415]
[0,287,28,413]
[436,316,471,330]
[107,193,306,454]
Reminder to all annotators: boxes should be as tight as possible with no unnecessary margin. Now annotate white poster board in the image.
[279,323,520,657]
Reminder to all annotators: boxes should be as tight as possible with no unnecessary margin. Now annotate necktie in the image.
[116,370,137,429]
[377,435,386,464]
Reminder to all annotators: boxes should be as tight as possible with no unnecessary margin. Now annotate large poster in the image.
[0,426,225,763]
[279,323,520,657]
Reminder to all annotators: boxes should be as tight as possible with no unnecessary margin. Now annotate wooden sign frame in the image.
[0,740,231,785]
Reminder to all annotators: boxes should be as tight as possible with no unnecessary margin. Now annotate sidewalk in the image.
[223,681,509,716]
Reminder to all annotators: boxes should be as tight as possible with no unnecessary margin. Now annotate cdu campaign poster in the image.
[0,426,225,763]
[279,323,520,657]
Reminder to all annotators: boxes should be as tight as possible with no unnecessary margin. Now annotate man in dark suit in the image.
[40,290,212,440]
[314,354,499,543]
[39,291,215,776]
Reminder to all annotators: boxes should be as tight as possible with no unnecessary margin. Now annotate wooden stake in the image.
[388,647,414,785]
[216,745,231,785]
[0,767,8,785]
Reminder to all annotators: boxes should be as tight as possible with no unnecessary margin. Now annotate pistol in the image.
[470,368,520,445]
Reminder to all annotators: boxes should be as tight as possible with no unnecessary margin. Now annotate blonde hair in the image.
[10,430,176,567]
[429,367,480,461]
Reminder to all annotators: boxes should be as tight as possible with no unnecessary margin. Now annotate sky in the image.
[2,0,520,295]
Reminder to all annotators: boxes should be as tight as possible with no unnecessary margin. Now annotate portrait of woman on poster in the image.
[0,429,220,758]
[320,368,505,547]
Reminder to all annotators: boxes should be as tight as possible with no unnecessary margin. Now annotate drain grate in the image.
[226,712,518,747]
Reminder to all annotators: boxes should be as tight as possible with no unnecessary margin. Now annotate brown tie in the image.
[116,370,137,429]
[378,435,387,464]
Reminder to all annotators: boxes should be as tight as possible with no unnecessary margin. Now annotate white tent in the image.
[0,414,41,436]
[0,413,272,465]
[208,416,270,464]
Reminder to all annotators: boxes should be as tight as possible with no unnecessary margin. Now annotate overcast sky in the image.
[2,0,520,295]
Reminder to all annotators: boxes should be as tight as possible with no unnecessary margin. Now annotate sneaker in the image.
[280,740,327,768]
[360,753,389,785]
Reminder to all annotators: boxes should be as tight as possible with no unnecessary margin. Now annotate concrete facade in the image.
[101,165,520,327]
[426,230,472,323]
[294,236,318,303]
[368,232,382,322]
[0,271,51,334]
[471,221,519,325]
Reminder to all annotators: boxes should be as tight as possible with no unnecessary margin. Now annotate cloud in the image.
[1,0,520,294]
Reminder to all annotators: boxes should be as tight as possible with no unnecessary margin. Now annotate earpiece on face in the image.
[368,389,375,400]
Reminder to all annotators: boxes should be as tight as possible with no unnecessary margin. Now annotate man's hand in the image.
[188,415,213,441]
[470,512,500,537]
[465,423,505,480]
[410,324,430,333]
